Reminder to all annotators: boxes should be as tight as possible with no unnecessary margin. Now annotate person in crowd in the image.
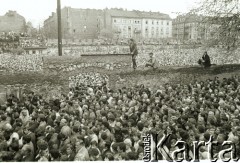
[129,39,138,70]
[74,137,89,161]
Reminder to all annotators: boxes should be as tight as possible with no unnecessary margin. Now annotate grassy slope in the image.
[0,55,240,93]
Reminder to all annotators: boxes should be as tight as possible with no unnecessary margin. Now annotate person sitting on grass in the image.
[198,51,211,68]
[145,52,157,70]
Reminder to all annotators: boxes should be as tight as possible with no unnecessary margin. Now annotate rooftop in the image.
[106,8,172,20]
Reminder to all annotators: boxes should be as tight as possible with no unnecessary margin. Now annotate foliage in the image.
[11,47,25,55]
[99,28,114,39]
[192,0,240,50]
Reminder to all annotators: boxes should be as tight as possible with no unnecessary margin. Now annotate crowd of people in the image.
[46,62,130,72]
[1,46,239,73]
[136,48,240,67]
[0,73,240,161]
[0,32,22,42]
[0,54,43,72]
[68,73,109,89]
[0,32,47,54]
[0,32,26,54]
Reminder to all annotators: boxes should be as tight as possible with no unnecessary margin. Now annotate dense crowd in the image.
[68,73,109,89]
[20,36,47,48]
[0,32,27,54]
[0,73,240,161]
[136,48,240,67]
[1,47,240,73]
[0,32,22,42]
[0,54,43,72]
[0,32,46,54]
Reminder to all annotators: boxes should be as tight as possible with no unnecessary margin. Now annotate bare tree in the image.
[193,0,240,50]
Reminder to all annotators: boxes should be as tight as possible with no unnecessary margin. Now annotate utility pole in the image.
[57,0,62,56]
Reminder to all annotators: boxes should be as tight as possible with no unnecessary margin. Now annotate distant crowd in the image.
[0,54,43,72]
[0,47,240,73]
[0,32,46,54]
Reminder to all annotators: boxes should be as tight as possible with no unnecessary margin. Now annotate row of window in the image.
[145,20,170,26]
[144,32,170,38]
[120,29,169,35]
[113,19,171,26]
[113,19,141,24]
[145,27,170,32]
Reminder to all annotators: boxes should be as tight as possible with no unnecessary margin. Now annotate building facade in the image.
[105,9,172,40]
[140,12,172,39]
[104,9,142,40]
[44,7,104,40]
[173,14,219,42]
[44,7,172,40]
[0,11,26,33]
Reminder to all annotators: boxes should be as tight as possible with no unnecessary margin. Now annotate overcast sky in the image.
[0,0,200,27]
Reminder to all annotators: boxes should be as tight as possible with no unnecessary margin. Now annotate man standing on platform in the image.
[129,39,138,70]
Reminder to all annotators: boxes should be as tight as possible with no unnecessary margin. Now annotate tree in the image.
[192,0,240,50]
[99,28,114,39]
[26,21,38,37]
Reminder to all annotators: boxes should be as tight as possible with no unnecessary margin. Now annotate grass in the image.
[0,55,240,94]
[43,55,131,65]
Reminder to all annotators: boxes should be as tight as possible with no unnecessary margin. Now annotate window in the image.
[123,26,127,32]
[167,21,169,25]
[157,21,159,25]
[152,21,154,25]
[114,19,116,23]
[166,28,169,35]
[128,26,131,30]
[146,20,148,24]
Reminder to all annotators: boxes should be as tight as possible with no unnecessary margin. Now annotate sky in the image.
[0,0,200,27]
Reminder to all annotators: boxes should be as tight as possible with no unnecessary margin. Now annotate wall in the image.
[0,11,26,33]
[44,7,104,40]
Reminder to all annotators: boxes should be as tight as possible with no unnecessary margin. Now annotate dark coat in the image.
[202,53,211,67]
[129,42,138,56]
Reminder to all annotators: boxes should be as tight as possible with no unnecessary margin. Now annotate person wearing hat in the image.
[129,39,138,70]
[145,52,157,70]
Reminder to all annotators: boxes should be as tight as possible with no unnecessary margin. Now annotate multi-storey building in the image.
[44,7,104,39]
[104,9,142,39]
[173,14,219,42]
[44,7,172,40]
[140,11,172,39]
[105,9,172,39]
[0,11,26,33]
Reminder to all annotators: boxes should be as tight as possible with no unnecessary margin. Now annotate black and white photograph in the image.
[0,0,240,162]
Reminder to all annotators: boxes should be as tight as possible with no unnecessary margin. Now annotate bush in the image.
[11,47,25,55]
